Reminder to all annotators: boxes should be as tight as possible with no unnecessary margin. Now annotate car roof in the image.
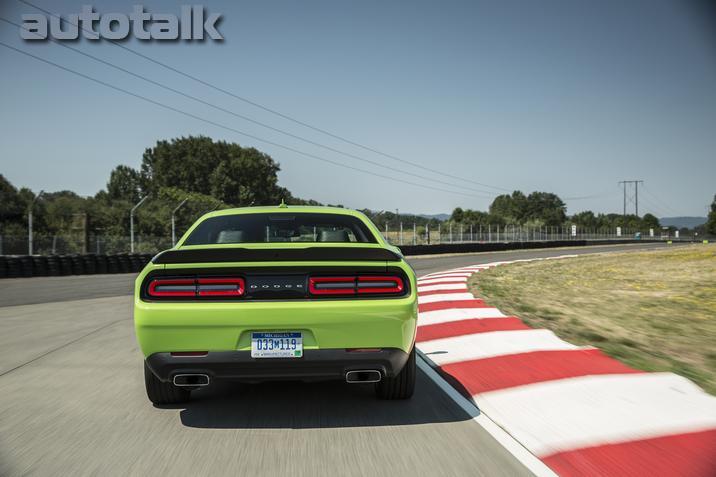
[201,205,367,220]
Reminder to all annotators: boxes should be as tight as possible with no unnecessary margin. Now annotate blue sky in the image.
[0,0,714,216]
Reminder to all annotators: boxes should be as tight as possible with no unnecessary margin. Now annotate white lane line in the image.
[418,283,468,292]
[417,276,469,285]
[473,372,716,457]
[419,307,507,326]
[417,352,558,477]
[418,293,475,304]
[418,329,582,366]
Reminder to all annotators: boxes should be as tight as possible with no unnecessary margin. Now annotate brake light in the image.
[309,275,405,296]
[197,278,245,296]
[357,276,404,294]
[148,278,195,297]
[147,277,245,298]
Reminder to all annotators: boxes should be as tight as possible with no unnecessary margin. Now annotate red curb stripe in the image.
[419,299,487,313]
[417,288,468,297]
[542,428,716,477]
[416,317,529,342]
[440,349,641,395]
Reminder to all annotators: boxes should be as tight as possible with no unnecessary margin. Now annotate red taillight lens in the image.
[357,276,404,294]
[308,275,405,296]
[197,278,245,297]
[148,278,196,297]
[309,276,356,295]
[147,277,245,298]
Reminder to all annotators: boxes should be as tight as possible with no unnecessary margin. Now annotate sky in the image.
[0,0,714,217]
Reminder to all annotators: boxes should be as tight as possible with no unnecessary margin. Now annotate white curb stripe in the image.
[418,329,581,366]
[421,272,474,279]
[417,283,468,292]
[416,354,558,477]
[417,276,469,285]
[473,372,716,457]
[419,307,507,326]
[418,293,476,304]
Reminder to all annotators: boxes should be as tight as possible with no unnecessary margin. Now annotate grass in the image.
[469,244,716,394]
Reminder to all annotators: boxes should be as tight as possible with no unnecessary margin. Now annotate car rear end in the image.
[134,207,418,403]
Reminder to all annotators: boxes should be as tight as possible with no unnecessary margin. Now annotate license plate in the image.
[251,332,303,358]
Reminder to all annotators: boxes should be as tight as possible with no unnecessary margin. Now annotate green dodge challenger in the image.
[134,204,418,405]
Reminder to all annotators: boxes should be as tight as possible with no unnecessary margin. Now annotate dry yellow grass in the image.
[470,244,716,394]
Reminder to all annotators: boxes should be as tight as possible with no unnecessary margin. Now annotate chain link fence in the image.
[379,224,701,246]
[1,224,703,256]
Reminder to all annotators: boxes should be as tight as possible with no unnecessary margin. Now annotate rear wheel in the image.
[375,347,416,400]
[144,362,191,405]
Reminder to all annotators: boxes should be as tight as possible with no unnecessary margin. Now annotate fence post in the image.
[385,222,389,243]
[413,223,416,245]
[470,224,473,242]
[438,223,441,244]
[426,223,430,245]
[399,222,403,245]
[449,224,453,243]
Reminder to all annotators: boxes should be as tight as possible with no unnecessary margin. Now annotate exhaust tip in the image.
[173,374,210,387]
[345,370,381,383]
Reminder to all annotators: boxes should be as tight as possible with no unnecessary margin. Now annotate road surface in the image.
[0,242,673,476]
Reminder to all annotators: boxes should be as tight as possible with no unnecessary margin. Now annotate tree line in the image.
[2,135,714,245]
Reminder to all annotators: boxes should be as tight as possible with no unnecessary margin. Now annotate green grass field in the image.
[469,244,716,394]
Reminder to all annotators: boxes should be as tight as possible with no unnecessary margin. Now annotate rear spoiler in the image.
[152,247,402,264]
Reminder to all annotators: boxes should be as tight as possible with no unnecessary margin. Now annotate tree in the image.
[141,136,288,206]
[642,213,660,230]
[707,195,716,236]
[107,165,142,203]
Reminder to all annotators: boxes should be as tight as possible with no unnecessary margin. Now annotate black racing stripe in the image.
[152,247,401,264]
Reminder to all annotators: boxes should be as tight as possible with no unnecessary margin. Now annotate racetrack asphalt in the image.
[0,242,675,476]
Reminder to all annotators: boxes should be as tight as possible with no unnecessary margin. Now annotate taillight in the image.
[309,275,405,296]
[148,278,195,297]
[147,277,245,298]
[357,276,404,294]
[197,278,245,297]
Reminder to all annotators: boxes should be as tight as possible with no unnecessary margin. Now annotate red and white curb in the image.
[416,258,716,476]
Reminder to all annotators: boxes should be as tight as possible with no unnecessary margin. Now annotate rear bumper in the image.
[146,348,410,383]
[134,297,418,356]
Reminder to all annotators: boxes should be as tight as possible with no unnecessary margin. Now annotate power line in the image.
[0,41,496,200]
[15,0,512,194]
[0,16,501,197]
[641,186,685,217]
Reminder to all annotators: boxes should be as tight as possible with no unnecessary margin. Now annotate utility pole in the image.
[171,197,189,246]
[28,190,44,255]
[618,180,644,217]
[130,196,149,253]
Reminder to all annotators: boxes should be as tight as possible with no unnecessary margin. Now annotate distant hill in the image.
[660,217,707,229]
[418,213,450,221]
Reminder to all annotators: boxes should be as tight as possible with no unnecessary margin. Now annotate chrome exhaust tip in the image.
[173,374,210,387]
[345,370,382,383]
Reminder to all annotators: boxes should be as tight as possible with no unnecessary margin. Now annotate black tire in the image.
[375,347,416,400]
[144,362,190,405]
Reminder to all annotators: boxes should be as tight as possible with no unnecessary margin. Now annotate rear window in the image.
[183,213,378,245]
